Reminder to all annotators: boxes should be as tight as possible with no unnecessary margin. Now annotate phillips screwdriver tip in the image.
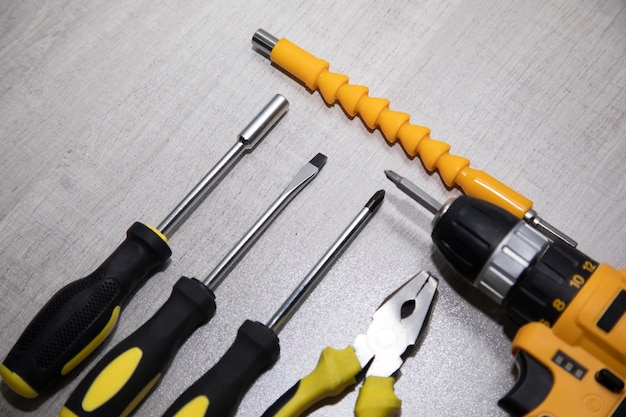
[366,190,385,211]
[309,153,328,169]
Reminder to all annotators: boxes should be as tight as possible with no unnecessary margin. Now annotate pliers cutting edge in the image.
[261,271,438,417]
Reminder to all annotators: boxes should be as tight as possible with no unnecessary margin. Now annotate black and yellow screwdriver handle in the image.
[162,320,279,417]
[60,276,216,417]
[0,222,171,398]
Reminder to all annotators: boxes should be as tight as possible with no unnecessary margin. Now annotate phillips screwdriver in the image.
[386,170,626,417]
[251,29,576,248]
[161,190,385,417]
[1,94,289,399]
[59,153,327,417]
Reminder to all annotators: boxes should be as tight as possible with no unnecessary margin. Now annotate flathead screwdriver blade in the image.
[267,189,385,333]
[385,170,442,215]
[203,153,327,290]
[0,95,288,399]
[158,94,289,236]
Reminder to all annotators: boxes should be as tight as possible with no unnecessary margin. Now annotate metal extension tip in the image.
[385,170,578,247]
[203,153,327,289]
[238,94,289,151]
[385,170,442,215]
[156,95,289,237]
[252,29,278,58]
[525,210,578,247]
[266,190,385,333]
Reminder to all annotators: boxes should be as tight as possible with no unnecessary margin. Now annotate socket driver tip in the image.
[238,94,288,150]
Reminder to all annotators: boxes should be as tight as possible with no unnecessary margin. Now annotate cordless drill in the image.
[387,170,626,417]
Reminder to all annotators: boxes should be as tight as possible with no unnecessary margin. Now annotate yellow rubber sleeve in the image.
[0,364,38,399]
[171,395,210,417]
[269,346,362,417]
[146,224,169,243]
[62,306,121,376]
[82,347,143,411]
[354,376,401,417]
[58,407,79,417]
[270,37,533,219]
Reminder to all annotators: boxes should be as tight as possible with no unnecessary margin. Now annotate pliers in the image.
[260,271,438,417]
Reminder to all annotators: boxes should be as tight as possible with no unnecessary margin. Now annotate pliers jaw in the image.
[354,271,438,377]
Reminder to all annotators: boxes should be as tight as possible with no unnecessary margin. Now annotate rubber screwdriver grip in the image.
[60,277,216,417]
[162,320,280,417]
[1,222,171,398]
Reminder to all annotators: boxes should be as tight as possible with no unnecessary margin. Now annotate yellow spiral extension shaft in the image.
[251,29,576,247]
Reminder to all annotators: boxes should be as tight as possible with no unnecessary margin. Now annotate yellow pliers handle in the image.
[261,347,400,417]
[355,376,401,417]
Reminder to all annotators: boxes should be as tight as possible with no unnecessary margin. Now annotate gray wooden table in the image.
[1,1,624,416]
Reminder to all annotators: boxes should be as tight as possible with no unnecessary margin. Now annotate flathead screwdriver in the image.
[1,95,289,399]
[162,190,385,417]
[59,153,326,417]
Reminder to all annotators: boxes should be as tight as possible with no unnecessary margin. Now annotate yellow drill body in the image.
[511,265,626,416]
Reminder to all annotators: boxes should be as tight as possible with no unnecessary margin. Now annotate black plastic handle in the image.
[60,276,216,417]
[498,350,553,417]
[162,320,280,417]
[1,222,171,398]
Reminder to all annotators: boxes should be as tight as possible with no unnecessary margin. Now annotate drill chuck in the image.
[432,195,597,327]
[432,196,550,305]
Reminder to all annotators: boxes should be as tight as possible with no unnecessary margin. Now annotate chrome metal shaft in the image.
[157,94,289,236]
[252,29,278,57]
[203,153,327,290]
[266,190,385,333]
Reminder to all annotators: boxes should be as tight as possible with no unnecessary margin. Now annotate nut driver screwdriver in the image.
[161,190,385,417]
[1,94,289,399]
[59,153,326,417]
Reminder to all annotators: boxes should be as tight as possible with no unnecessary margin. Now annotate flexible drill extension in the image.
[252,29,575,246]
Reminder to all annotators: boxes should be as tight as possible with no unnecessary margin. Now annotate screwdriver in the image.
[0,95,289,399]
[59,153,326,417]
[251,29,576,248]
[386,170,626,417]
[161,190,385,417]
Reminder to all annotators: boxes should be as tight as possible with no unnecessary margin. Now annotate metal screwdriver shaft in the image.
[267,189,386,333]
[158,94,289,236]
[203,153,328,290]
[161,190,386,417]
[60,154,326,417]
[1,94,290,399]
